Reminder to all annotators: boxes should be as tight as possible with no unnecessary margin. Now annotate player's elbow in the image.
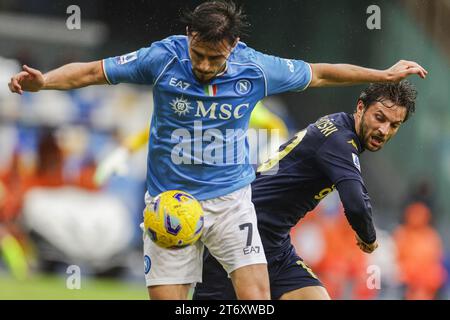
[344,197,371,218]
[308,63,332,87]
[308,63,323,87]
[88,61,108,85]
[337,180,376,243]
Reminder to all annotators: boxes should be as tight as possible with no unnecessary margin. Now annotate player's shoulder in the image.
[229,41,264,67]
[145,35,188,60]
[313,112,362,153]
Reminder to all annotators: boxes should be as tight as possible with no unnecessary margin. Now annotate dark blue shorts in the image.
[193,245,323,300]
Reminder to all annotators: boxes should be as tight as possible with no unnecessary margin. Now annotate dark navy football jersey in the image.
[253,112,374,252]
[194,112,377,300]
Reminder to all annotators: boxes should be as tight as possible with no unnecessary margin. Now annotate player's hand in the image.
[8,65,45,94]
[385,60,428,82]
[94,147,130,186]
[355,234,378,254]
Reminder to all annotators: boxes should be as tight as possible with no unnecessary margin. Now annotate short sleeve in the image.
[252,49,312,95]
[102,41,175,85]
[315,133,364,185]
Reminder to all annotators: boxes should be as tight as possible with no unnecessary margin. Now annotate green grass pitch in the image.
[0,272,148,300]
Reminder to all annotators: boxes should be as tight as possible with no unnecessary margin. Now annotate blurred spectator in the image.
[0,152,23,222]
[393,202,447,299]
[0,151,31,280]
[290,197,377,300]
[0,225,29,280]
[23,128,64,189]
[403,180,436,213]
[314,210,377,300]
[75,157,100,191]
[0,127,102,278]
[366,229,401,299]
[442,252,450,299]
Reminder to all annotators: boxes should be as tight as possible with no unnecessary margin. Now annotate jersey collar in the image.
[348,113,365,153]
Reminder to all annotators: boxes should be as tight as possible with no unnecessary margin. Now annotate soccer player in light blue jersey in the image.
[9,1,427,300]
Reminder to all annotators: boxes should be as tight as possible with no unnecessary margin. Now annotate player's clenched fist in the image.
[356,234,379,254]
[8,65,45,94]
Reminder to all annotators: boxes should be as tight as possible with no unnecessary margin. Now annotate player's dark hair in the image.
[358,81,417,122]
[181,1,249,45]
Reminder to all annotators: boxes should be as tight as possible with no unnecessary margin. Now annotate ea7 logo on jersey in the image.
[243,246,261,255]
[352,153,361,172]
[169,77,190,90]
[116,51,138,65]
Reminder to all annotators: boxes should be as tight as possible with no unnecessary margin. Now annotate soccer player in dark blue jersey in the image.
[9,1,426,300]
[194,81,418,300]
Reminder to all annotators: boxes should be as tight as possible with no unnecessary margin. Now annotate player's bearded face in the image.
[357,99,407,152]
[188,33,235,83]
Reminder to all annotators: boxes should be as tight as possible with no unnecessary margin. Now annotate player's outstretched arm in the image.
[309,60,427,88]
[8,61,107,94]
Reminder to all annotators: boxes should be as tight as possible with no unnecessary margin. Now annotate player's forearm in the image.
[309,63,387,88]
[336,180,377,244]
[43,61,107,90]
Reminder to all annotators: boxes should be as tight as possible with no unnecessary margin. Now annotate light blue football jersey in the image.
[103,35,311,200]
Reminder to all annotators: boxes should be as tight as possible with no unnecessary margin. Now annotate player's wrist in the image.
[41,74,50,90]
[375,69,391,83]
[356,234,376,246]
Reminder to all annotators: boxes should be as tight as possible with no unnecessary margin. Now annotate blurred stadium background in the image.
[0,0,449,300]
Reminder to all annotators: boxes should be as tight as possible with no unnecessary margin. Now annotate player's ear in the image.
[186,27,195,40]
[232,37,240,50]
[356,100,365,118]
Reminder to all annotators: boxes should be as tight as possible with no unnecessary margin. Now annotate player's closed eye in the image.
[205,55,222,62]
[192,51,202,59]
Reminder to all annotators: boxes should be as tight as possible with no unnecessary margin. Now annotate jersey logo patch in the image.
[170,97,193,116]
[169,77,190,90]
[347,139,358,151]
[116,51,138,65]
[144,255,151,274]
[352,153,361,172]
[285,59,295,72]
[235,79,252,95]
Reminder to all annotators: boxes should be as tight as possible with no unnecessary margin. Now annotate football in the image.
[144,190,204,248]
